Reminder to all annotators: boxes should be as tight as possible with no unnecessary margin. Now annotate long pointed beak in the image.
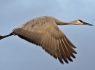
[83,22,93,26]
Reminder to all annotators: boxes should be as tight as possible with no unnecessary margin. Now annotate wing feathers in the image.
[63,38,76,58]
[61,39,73,61]
[64,37,77,54]
[64,36,76,48]
[58,39,69,63]
[57,40,64,63]
[13,21,77,64]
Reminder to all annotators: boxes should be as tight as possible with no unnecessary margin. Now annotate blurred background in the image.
[0,0,95,70]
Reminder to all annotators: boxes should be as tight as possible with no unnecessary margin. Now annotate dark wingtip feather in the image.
[74,51,77,54]
[71,54,76,58]
[58,58,64,64]
[67,57,73,62]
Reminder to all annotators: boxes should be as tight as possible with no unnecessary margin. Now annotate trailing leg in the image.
[0,32,14,40]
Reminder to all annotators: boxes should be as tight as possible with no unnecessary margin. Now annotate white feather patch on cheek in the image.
[76,20,83,24]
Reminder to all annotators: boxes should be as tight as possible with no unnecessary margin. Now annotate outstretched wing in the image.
[13,17,77,64]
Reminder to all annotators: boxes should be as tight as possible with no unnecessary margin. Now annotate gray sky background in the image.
[0,0,95,70]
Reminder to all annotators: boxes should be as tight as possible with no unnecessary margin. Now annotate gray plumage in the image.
[0,16,93,64]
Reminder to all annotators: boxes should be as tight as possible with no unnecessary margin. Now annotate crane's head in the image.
[73,19,93,26]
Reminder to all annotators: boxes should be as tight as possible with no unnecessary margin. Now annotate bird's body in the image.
[0,16,93,64]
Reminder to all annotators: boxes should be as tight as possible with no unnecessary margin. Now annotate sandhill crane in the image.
[0,16,93,64]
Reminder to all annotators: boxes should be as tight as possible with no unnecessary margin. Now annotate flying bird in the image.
[0,16,93,64]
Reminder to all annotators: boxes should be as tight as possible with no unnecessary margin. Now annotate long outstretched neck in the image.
[0,33,14,40]
[57,20,75,25]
